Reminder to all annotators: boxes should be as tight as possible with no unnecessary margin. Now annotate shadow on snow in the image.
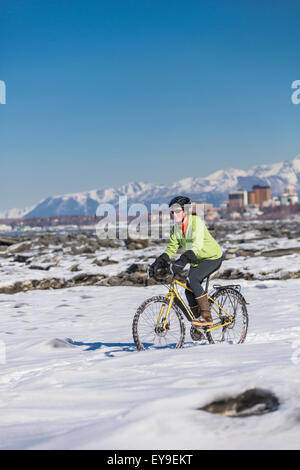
[68,339,206,356]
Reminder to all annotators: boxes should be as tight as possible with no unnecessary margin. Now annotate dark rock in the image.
[29,263,58,271]
[7,241,32,254]
[0,272,107,294]
[280,271,300,280]
[69,263,81,272]
[126,263,148,274]
[13,254,33,263]
[261,248,300,257]
[236,249,257,257]
[0,238,17,246]
[97,239,123,248]
[125,238,149,250]
[97,268,149,287]
[71,273,106,286]
[224,253,236,260]
[35,278,66,290]
[128,271,148,282]
[217,269,250,280]
[92,256,118,267]
[71,245,96,255]
[49,338,75,349]
[199,388,280,417]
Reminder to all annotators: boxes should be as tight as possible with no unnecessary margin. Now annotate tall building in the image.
[248,191,256,205]
[248,185,271,207]
[228,190,248,210]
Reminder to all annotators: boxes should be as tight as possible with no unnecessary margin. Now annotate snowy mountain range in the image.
[2,155,300,219]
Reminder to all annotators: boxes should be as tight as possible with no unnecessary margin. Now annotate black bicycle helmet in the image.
[168,195,191,209]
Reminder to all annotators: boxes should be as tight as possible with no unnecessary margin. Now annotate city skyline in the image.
[1,152,299,219]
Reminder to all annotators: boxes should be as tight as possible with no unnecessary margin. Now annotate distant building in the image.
[247,191,256,205]
[205,207,220,221]
[0,224,12,232]
[262,196,281,208]
[280,185,299,205]
[247,185,271,207]
[230,211,241,219]
[243,205,264,217]
[220,200,229,211]
[191,201,214,217]
[228,190,248,211]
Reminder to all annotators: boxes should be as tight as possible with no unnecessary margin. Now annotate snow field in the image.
[0,280,299,449]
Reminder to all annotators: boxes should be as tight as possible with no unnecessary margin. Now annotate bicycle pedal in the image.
[190,326,204,341]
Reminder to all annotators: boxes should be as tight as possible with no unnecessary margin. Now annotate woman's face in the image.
[170,206,184,223]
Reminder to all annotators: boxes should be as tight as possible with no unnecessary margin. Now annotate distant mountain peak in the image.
[1,155,299,219]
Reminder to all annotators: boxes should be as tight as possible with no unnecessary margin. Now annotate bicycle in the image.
[132,265,249,351]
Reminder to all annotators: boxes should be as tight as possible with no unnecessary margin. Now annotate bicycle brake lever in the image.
[170,262,189,280]
[146,265,151,279]
[169,263,175,279]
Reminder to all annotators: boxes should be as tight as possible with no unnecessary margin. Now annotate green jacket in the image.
[164,215,222,266]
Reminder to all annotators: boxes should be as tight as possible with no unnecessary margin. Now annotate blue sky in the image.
[1,0,300,211]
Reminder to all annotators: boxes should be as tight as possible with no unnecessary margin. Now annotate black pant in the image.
[185,256,223,306]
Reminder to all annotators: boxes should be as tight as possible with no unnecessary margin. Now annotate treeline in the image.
[259,203,300,219]
[0,213,148,228]
[0,214,101,228]
[0,203,299,228]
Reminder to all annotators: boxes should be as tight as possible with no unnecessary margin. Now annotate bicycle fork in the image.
[156,292,175,330]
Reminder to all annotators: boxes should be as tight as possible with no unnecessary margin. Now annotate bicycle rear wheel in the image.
[208,288,248,344]
[132,295,186,351]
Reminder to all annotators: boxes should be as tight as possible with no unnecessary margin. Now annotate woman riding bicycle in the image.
[150,196,223,327]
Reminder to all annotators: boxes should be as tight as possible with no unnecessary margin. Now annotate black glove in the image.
[172,250,198,277]
[149,253,170,277]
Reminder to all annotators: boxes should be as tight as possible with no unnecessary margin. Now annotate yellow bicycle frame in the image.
[156,278,233,333]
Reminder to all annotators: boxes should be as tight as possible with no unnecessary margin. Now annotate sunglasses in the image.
[170,209,183,215]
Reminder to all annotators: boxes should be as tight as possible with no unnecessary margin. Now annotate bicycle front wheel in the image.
[132,295,186,351]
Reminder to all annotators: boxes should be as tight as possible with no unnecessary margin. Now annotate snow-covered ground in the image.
[0,222,300,449]
[0,278,300,450]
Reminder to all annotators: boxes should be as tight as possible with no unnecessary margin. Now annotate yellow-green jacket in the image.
[164,215,222,267]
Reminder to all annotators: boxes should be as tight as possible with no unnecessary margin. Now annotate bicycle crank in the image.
[190,325,205,341]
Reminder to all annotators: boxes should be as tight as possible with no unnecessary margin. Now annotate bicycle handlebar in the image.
[147,263,188,283]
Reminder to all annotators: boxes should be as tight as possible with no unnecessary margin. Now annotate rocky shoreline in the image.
[0,219,300,294]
